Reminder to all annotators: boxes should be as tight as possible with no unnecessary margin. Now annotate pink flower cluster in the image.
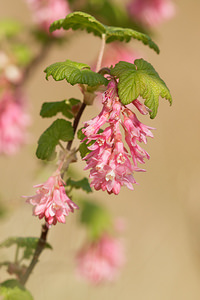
[127,0,176,28]
[0,90,30,155]
[26,172,79,227]
[76,234,125,284]
[26,0,71,35]
[82,80,154,194]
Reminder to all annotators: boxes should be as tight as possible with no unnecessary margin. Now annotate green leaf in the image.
[36,119,74,161]
[105,25,159,53]
[79,141,91,159]
[77,128,93,158]
[77,128,85,140]
[50,11,159,54]
[0,280,33,300]
[0,20,22,39]
[0,237,52,261]
[0,237,52,250]
[77,128,103,158]
[80,200,112,240]
[32,29,54,44]
[111,59,172,118]
[40,98,81,119]
[11,44,32,66]
[66,177,92,193]
[44,59,108,86]
[50,12,105,37]
[0,262,10,268]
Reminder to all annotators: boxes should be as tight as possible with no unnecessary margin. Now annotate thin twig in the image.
[19,30,106,286]
[19,224,49,286]
[95,34,106,72]
[67,102,86,150]
[14,245,20,264]
[19,102,86,286]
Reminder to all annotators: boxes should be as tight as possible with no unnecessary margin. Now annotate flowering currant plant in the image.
[0,0,174,298]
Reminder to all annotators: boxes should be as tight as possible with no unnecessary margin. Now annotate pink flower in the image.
[76,234,125,284]
[26,0,71,35]
[127,0,176,28]
[0,51,23,85]
[0,90,30,155]
[101,42,141,69]
[82,80,153,194]
[26,172,79,227]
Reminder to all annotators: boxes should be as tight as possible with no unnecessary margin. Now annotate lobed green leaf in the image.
[44,59,108,86]
[36,119,74,160]
[105,25,159,53]
[0,280,33,300]
[40,98,81,119]
[111,59,172,118]
[50,11,159,54]
[66,177,92,193]
[0,237,52,250]
[50,12,105,37]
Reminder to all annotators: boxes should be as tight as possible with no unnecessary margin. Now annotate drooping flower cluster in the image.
[25,0,71,35]
[26,172,79,227]
[0,90,30,155]
[76,233,125,285]
[127,0,176,28]
[82,80,154,194]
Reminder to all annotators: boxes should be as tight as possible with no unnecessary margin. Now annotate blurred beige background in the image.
[1,0,200,299]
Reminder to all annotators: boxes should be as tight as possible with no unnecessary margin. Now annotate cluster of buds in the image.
[82,80,154,194]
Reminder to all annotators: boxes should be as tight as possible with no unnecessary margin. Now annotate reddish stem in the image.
[19,102,86,286]
[19,224,49,285]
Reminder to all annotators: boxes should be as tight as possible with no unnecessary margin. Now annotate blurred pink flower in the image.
[127,0,176,28]
[82,80,154,194]
[26,0,71,35]
[26,172,79,227]
[0,51,23,85]
[101,42,141,69]
[0,90,30,155]
[76,234,125,284]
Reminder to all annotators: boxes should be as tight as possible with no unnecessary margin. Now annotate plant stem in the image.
[67,102,86,150]
[19,224,49,286]
[19,31,104,285]
[19,102,87,286]
[58,141,65,151]
[15,245,20,264]
[95,34,106,72]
